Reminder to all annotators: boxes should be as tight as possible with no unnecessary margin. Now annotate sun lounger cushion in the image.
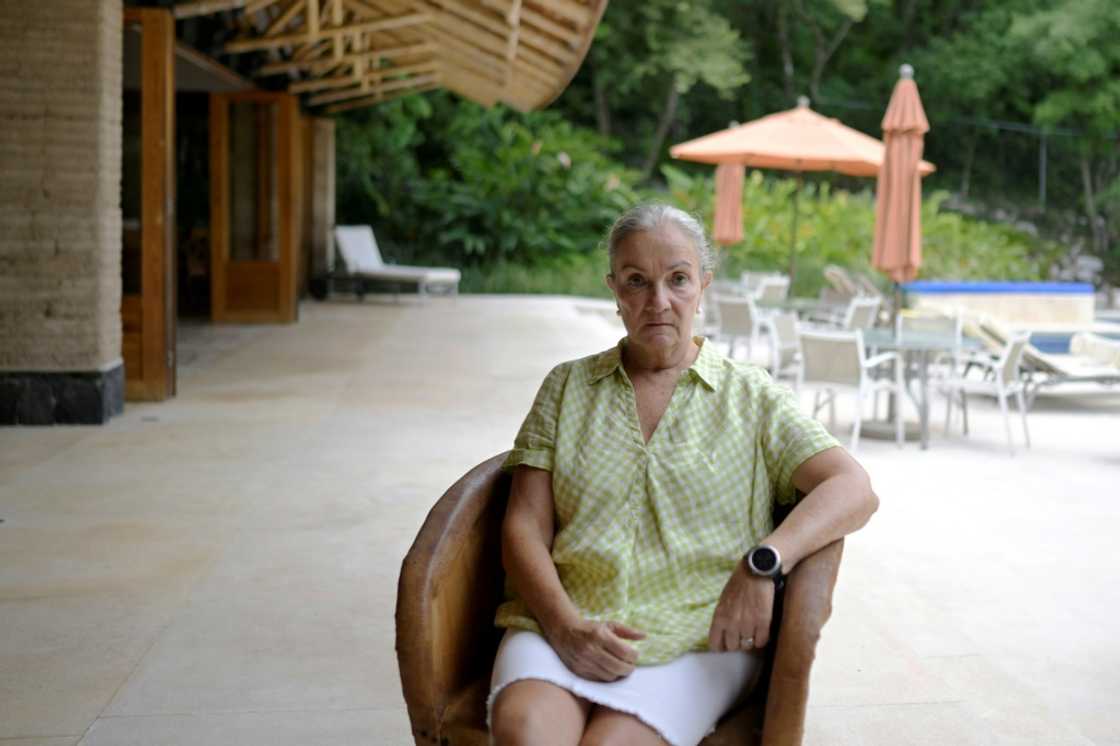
[1071,332,1120,369]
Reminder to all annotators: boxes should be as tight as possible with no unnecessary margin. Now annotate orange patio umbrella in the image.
[671,97,934,282]
[873,64,930,287]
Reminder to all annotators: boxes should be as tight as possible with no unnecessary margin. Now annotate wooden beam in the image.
[430,10,507,59]
[174,0,249,18]
[227,11,430,52]
[265,0,303,36]
[423,25,507,80]
[308,71,438,105]
[532,0,592,27]
[478,0,516,21]
[309,42,432,73]
[515,40,565,76]
[427,0,508,38]
[307,0,320,40]
[519,25,577,62]
[291,59,436,93]
[325,81,438,113]
[521,6,578,46]
[246,0,283,14]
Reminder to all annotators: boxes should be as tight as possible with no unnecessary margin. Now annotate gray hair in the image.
[606,203,716,275]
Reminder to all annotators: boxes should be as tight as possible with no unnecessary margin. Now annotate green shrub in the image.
[660,164,1064,297]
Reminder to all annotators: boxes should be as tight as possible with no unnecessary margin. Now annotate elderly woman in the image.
[489,204,878,746]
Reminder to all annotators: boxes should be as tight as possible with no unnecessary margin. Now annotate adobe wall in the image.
[0,0,124,423]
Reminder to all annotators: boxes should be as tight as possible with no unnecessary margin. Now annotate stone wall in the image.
[0,0,124,423]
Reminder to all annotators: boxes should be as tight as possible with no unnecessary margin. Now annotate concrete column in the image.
[0,0,124,424]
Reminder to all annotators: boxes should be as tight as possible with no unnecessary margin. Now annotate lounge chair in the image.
[324,225,461,300]
[964,315,1120,406]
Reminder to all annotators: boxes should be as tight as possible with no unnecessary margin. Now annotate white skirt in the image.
[487,629,762,746]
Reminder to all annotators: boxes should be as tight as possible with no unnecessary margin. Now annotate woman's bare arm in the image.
[765,445,879,573]
[503,465,645,680]
[709,446,878,652]
[502,466,580,634]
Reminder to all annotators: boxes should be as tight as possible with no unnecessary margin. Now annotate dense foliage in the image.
[336,0,1120,294]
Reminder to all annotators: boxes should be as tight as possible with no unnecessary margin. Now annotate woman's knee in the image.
[491,680,587,746]
[578,708,668,746]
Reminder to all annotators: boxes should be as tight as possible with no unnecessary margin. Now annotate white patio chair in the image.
[805,295,881,330]
[843,296,882,330]
[942,331,1031,455]
[715,294,763,362]
[766,311,802,392]
[753,275,791,304]
[332,225,461,300]
[740,271,777,295]
[800,329,904,451]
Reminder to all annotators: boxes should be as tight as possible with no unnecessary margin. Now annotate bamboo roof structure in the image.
[173,0,607,113]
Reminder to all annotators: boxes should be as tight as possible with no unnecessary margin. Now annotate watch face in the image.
[750,546,778,575]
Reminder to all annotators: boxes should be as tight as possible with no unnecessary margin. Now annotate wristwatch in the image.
[743,544,783,581]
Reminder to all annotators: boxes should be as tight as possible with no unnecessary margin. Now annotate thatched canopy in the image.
[173,0,607,113]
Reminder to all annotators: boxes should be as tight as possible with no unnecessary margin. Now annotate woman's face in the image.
[607,223,712,354]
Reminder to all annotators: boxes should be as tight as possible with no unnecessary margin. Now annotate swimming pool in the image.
[1029,331,1120,355]
[903,281,1095,327]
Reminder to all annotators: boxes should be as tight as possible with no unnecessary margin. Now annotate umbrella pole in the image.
[788,173,802,285]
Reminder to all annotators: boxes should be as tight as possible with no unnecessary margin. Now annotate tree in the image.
[1010,0,1120,283]
[575,0,750,180]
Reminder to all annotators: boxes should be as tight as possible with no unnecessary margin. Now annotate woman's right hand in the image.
[545,618,646,682]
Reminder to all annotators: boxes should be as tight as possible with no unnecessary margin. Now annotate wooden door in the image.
[209,91,301,323]
[122,7,176,401]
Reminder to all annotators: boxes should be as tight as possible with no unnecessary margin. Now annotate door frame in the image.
[209,90,301,324]
[122,7,176,401]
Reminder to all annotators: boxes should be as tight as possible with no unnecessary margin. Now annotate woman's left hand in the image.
[708,564,775,652]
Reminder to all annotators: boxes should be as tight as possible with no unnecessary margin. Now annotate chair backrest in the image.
[998,332,1031,387]
[740,271,771,294]
[712,278,749,297]
[754,276,790,303]
[843,297,881,330]
[852,272,884,298]
[768,312,800,370]
[800,329,864,386]
[823,265,859,298]
[333,225,385,273]
[715,295,759,336]
[896,310,961,344]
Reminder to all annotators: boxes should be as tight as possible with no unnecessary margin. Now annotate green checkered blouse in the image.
[497,337,839,665]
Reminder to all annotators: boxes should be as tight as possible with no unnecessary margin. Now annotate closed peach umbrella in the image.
[712,163,745,245]
[873,64,930,285]
[672,97,933,281]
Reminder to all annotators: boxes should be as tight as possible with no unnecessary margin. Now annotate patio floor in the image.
[1,295,1117,745]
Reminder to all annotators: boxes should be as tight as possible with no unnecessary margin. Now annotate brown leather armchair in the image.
[397,453,844,746]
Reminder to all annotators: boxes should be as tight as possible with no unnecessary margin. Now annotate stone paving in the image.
[1,296,1117,745]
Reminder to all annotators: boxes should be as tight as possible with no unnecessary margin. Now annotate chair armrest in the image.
[863,351,900,370]
[396,453,511,745]
[760,538,845,746]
